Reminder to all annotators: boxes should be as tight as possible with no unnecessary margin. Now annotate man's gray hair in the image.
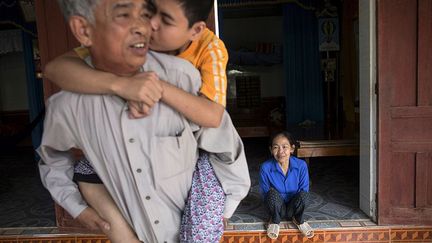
[57,0,102,24]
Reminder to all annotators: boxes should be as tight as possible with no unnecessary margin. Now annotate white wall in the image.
[221,16,285,97]
[359,0,377,221]
[0,52,29,111]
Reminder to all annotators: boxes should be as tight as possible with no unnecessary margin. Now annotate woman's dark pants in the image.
[265,187,309,224]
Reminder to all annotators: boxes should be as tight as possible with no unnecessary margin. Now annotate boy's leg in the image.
[79,182,141,243]
[265,187,286,224]
[286,191,309,224]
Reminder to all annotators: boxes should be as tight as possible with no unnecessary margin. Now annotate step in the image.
[1,225,431,243]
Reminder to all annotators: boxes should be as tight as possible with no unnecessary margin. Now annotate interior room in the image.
[0,0,368,230]
[218,0,366,229]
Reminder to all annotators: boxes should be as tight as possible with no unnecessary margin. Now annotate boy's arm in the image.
[44,51,163,115]
[161,81,224,128]
[172,32,229,127]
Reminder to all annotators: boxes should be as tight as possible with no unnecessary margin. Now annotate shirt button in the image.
[145,196,151,200]
[129,138,135,143]
[136,168,142,173]
[154,220,159,224]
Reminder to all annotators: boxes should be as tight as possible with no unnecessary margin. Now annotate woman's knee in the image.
[265,188,284,210]
[266,188,283,203]
[293,191,309,206]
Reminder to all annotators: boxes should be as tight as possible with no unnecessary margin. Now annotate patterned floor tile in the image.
[260,231,325,243]
[324,229,390,243]
[20,228,56,236]
[1,226,431,243]
[339,221,362,227]
[362,221,378,227]
[309,221,341,229]
[2,230,23,236]
[76,236,110,243]
[221,232,261,243]
[390,228,432,242]
[0,236,18,243]
[233,223,266,231]
[16,236,76,243]
[287,222,298,229]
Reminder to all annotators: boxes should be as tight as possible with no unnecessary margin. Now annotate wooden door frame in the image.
[377,0,432,225]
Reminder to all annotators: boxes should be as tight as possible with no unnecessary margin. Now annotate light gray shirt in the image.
[37,51,250,243]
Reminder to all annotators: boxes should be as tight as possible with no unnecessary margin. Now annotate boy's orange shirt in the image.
[75,27,228,107]
[177,27,228,107]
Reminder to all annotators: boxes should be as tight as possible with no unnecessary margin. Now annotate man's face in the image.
[149,0,195,54]
[89,0,152,76]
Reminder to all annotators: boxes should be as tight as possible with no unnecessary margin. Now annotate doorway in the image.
[218,0,377,228]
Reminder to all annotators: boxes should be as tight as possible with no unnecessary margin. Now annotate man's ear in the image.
[189,21,206,41]
[68,16,93,47]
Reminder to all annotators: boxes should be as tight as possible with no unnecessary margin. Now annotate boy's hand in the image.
[115,71,163,117]
[76,207,111,232]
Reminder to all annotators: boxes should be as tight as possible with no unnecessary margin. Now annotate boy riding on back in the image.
[45,0,237,242]
[46,0,227,122]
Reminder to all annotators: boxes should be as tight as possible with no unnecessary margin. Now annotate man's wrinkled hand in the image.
[223,217,229,229]
[76,207,111,232]
[127,100,151,119]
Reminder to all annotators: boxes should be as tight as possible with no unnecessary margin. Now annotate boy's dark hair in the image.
[146,0,157,15]
[177,0,214,27]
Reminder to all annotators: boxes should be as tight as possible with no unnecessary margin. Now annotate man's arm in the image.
[37,97,109,230]
[37,110,88,218]
[44,51,163,116]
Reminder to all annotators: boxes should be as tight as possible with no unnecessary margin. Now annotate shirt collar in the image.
[270,156,300,172]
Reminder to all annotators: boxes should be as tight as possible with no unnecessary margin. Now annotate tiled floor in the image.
[0,225,431,243]
[1,140,366,228]
[2,143,431,242]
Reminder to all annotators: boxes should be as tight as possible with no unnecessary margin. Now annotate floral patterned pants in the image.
[180,151,225,243]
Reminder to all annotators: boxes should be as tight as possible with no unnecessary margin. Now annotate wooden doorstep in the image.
[1,225,432,243]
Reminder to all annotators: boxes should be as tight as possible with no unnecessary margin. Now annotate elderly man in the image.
[37,0,250,242]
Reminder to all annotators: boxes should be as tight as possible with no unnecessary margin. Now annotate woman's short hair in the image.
[268,131,299,149]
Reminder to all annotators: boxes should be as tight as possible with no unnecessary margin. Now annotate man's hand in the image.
[76,207,111,232]
[223,217,229,229]
[114,71,163,118]
[127,100,150,119]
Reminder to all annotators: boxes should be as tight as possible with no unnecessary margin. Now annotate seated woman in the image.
[259,131,314,239]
